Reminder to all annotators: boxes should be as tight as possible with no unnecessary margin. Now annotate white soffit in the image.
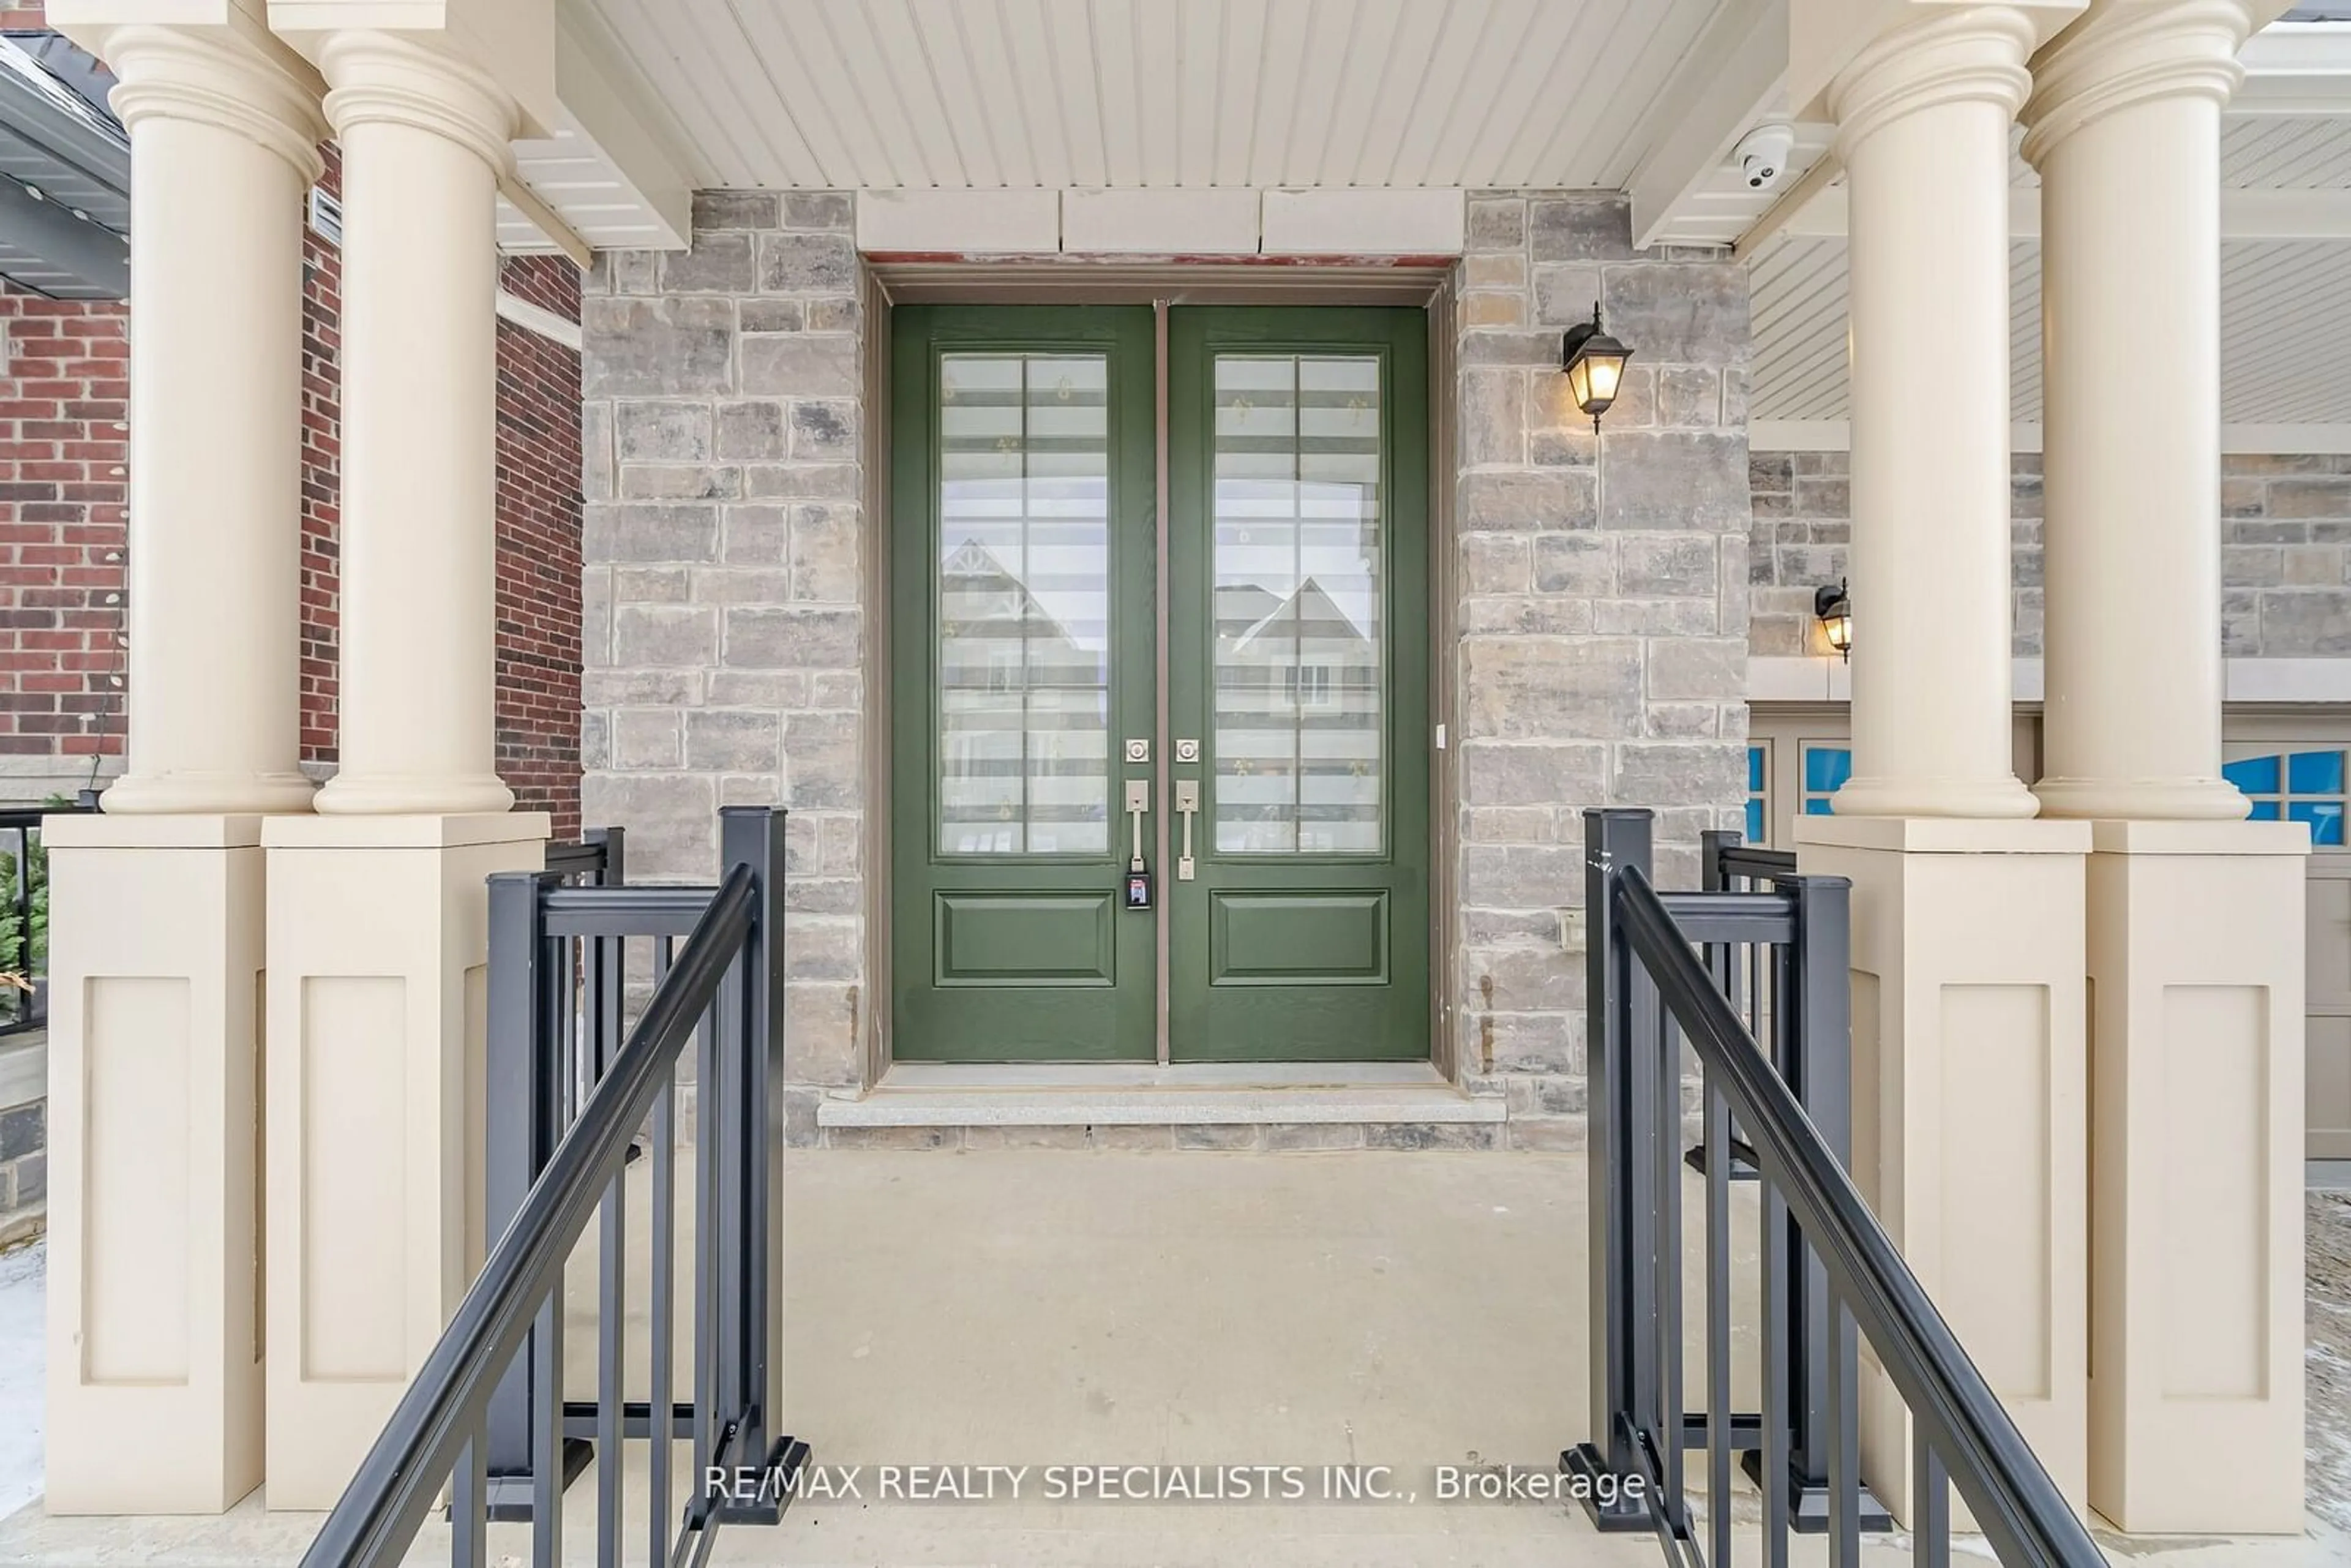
[1747,23,2351,428]
[1665,17,2351,250]
[497,7,692,255]
[573,0,1730,191]
[1749,234,2351,425]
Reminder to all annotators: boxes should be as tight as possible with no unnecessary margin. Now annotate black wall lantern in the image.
[1815,579,1853,661]
[1561,303,1632,432]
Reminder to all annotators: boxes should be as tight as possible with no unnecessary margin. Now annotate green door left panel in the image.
[889,306,1158,1060]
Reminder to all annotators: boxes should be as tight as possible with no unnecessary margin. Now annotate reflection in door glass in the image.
[937,354,1111,855]
[1212,354,1382,854]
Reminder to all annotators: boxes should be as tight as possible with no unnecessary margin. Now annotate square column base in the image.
[1794,814,2091,1529]
[42,814,269,1514]
[261,811,549,1511]
[2085,820,2307,1534]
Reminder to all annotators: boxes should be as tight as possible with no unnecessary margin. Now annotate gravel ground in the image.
[2307,1190,2351,1535]
[0,1240,42,1519]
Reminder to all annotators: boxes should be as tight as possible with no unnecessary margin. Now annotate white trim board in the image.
[854,188,1468,258]
[1750,657,2351,705]
[1750,421,2351,455]
[495,290,583,351]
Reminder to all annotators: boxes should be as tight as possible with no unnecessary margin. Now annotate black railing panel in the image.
[1575,808,2101,1568]
[308,808,802,1568]
[1,793,97,1037]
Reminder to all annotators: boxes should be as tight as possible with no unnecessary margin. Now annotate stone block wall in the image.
[1749,449,2351,659]
[1451,192,1752,1145]
[578,188,1753,1146]
[579,190,868,1097]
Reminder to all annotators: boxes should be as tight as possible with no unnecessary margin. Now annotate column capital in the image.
[1828,6,2041,156]
[2022,1,2254,166]
[313,29,518,175]
[99,23,327,182]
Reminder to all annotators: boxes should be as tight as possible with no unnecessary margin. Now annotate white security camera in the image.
[1733,124,1796,192]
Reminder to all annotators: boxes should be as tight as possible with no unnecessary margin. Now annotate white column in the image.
[99,23,320,816]
[1828,7,2041,821]
[2026,0,2249,821]
[37,9,324,1514]
[309,30,514,817]
[1797,3,2090,1529]
[2027,2,2306,1534]
[255,21,548,1507]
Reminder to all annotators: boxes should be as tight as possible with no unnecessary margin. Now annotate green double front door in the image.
[890,304,1429,1063]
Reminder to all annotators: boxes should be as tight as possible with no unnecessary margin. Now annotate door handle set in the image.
[1123,778,1152,909]
[1175,779,1198,880]
[1125,743,1201,902]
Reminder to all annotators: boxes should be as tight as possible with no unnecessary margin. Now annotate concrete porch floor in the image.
[0,1152,2345,1566]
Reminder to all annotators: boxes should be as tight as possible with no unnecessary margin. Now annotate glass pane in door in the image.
[1210,354,1384,853]
[936,353,1112,854]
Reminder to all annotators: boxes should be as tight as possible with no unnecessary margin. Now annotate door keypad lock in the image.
[1123,778,1152,909]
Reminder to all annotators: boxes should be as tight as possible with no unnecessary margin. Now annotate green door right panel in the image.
[1164,306,1431,1061]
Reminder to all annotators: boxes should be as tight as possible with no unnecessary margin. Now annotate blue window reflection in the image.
[2291,750,2346,795]
[1745,798,1764,842]
[2292,800,2347,846]
[1804,746,1852,795]
[2225,755,2281,795]
[2248,800,2282,820]
[1748,745,1765,792]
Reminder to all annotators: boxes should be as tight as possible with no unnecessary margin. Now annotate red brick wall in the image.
[0,287,126,775]
[0,90,585,830]
[494,254,584,839]
[300,146,341,765]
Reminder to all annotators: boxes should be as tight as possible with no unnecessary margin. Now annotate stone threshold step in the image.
[817,1061,1502,1127]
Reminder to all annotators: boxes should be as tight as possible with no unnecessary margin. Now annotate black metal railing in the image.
[0,792,98,1037]
[542,823,626,888]
[1569,808,2099,1568]
[302,808,803,1568]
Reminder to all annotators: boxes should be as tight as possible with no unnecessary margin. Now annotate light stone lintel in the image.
[1260,188,1466,255]
[820,1087,1504,1128]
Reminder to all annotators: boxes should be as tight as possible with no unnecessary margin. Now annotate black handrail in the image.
[543,824,624,885]
[1711,832,1796,883]
[300,864,759,1568]
[1614,861,2101,1568]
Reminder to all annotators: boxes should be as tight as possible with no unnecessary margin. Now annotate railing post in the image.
[1565,808,1654,1529]
[1688,828,1749,1182]
[1759,871,1891,1531]
[1700,828,1734,893]
[586,824,625,888]
[481,868,583,1517]
[714,807,803,1521]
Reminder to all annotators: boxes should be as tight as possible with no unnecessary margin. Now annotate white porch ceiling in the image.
[569,0,1731,191]
[1749,72,2351,427]
[1749,234,2351,426]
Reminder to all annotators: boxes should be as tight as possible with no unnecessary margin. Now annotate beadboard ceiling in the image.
[1751,116,2351,426]
[572,0,1731,190]
[1751,234,2351,426]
